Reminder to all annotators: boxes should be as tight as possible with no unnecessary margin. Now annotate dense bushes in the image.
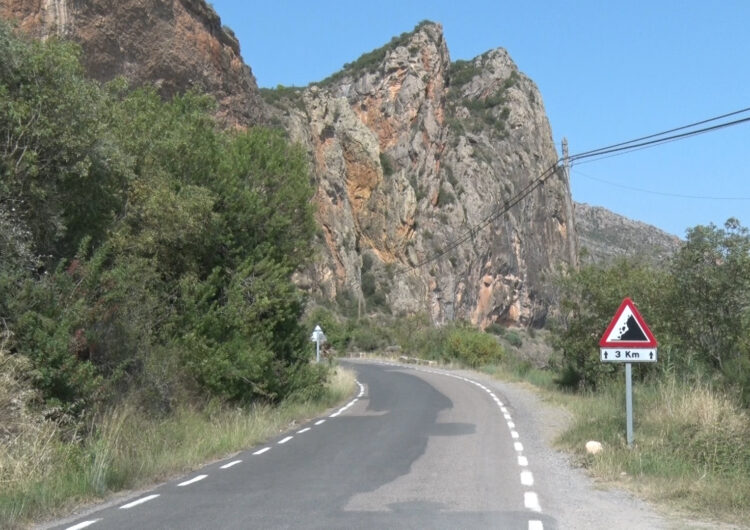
[0,23,322,422]
[553,219,750,405]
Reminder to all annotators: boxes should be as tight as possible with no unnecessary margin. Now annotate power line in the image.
[570,106,750,160]
[571,115,750,164]
[573,169,750,201]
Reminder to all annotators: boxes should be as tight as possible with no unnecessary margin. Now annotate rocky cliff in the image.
[0,0,265,127]
[574,202,682,264]
[269,22,578,327]
[1,3,579,327]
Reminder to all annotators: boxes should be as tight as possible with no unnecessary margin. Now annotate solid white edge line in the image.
[297,427,311,434]
[120,494,160,509]
[220,460,242,469]
[66,520,102,530]
[524,491,542,512]
[278,436,293,444]
[253,447,271,455]
[178,474,207,487]
[529,520,544,530]
[521,470,534,486]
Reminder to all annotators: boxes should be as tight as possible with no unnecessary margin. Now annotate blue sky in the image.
[210,0,750,238]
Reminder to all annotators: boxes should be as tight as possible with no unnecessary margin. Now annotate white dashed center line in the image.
[278,436,293,445]
[120,494,160,509]
[220,460,242,469]
[297,427,311,434]
[178,474,207,487]
[253,447,271,455]
[524,491,542,512]
[66,520,101,530]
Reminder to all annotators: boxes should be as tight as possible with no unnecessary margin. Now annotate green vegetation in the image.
[552,218,750,405]
[0,23,348,526]
[448,59,480,88]
[319,20,434,86]
[446,64,517,139]
[552,376,750,525]
[259,84,305,111]
[379,152,395,176]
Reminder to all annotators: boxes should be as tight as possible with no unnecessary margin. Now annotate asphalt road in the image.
[50,360,560,529]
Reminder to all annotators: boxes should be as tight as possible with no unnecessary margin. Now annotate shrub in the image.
[445,327,504,367]
[505,330,523,348]
[485,323,505,335]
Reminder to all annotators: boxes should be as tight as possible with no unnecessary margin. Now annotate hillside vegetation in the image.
[0,23,342,525]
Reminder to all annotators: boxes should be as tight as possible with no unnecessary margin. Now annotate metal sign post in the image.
[599,298,658,447]
[625,363,633,446]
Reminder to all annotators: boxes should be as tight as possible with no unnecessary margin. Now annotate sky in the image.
[209,0,750,238]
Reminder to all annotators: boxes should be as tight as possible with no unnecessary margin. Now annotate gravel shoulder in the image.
[451,367,743,530]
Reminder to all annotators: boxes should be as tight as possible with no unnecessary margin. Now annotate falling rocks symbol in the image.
[617,315,648,341]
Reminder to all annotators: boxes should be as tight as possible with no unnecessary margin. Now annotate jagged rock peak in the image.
[315,21,449,90]
[266,21,578,327]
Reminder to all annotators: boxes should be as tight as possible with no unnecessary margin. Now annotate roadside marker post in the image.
[310,324,326,363]
[599,298,658,447]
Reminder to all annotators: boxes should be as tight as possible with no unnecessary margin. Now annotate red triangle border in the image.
[599,297,658,348]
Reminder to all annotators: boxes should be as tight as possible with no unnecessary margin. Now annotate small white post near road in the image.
[310,324,326,363]
[599,298,658,447]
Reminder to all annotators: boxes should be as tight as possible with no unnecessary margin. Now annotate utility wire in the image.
[571,106,750,160]
[573,169,750,201]
[571,116,750,164]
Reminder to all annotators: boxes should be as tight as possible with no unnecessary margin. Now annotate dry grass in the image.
[0,365,356,529]
[555,376,750,526]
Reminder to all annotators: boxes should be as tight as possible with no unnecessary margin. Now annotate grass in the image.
[0,367,356,529]
[536,374,750,525]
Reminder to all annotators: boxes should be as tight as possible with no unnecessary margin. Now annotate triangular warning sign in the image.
[599,298,658,348]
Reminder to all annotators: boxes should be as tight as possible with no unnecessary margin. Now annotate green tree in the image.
[0,24,130,261]
[0,23,324,414]
[668,219,750,403]
[551,259,670,389]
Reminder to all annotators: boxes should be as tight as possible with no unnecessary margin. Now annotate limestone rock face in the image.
[0,0,265,127]
[575,202,683,264]
[270,22,578,327]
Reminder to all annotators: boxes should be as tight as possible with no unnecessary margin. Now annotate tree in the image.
[0,24,130,262]
[668,219,750,402]
[551,259,670,389]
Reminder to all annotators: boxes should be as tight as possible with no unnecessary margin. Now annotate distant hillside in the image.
[574,202,683,264]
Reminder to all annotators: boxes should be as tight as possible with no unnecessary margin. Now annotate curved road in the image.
[52,361,559,529]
